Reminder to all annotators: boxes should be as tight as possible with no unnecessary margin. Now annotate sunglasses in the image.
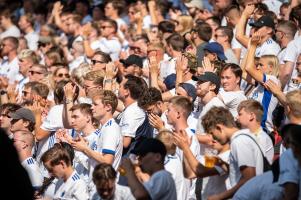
[57,73,70,78]
[0,113,10,118]
[91,60,106,65]
[22,91,30,96]
[38,42,48,48]
[29,70,43,75]
[101,26,112,29]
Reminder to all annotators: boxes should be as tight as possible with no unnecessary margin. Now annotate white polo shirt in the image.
[143,170,177,200]
[54,171,89,200]
[0,57,21,84]
[0,25,20,39]
[255,38,281,57]
[229,129,264,187]
[159,58,176,80]
[93,37,121,61]
[164,154,189,200]
[25,31,39,51]
[252,128,274,164]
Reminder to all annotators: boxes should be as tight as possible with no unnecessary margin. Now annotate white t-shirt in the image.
[164,154,188,200]
[54,171,89,200]
[252,128,274,164]
[25,31,39,51]
[233,171,284,200]
[255,38,281,57]
[35,104,64,161]
[69,55,86,72]
[229,129,264,187]
[248,74,280,132]
[143,170,177,200]
[159,58,176,80]
[263,0,282,16]
[219,90,247,118]
[225,48,239,64]
[196,96,225,134]
[202,150,230,200]
[0,25,21,39]
[118,102,145,139]
[282,36,301,92]
[21,157,43,188]
[0,57,21,84]
[93,37,121,61]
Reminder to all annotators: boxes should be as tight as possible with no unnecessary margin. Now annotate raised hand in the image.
[264,79,282,96]
[243,3,255,17]
[250,32,262,46]
[173,129,192,149]
[149,56,159,75]
[148,113,164,130]
[202,56,215,73]
[105,62,118,79]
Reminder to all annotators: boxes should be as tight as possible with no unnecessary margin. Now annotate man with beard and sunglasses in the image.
[9,107,36,134]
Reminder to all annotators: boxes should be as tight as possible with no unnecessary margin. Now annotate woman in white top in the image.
[245,33,281,132]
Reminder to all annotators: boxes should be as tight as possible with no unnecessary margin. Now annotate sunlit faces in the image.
[117,78,129,101]
[220,68,240,91]
[19,57,33,76]
[28,66,45,82]
[70,109,91,132]
[236,108,253,128]
[166,103,180,125]
[54,68,70,83]
[91,98,107,120]
[91,54,107,71]
[256,57,272,74]
[83,79,101,95]
[196,81,211,97]
[22,87,32,103]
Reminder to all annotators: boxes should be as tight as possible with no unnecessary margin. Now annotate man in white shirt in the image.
[0,9,21,39]
[0,37,20,83]
[18,13,39,51]
[201,106,264,199]
[118,75,153,156]
[69,41,86,72]
[13,130,43,190]
[237,100,274,164]
[250,15,281,57]
[120,138,177,200]
[218,64,247,118]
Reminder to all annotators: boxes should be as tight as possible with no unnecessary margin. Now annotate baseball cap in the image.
[164,73,176,90]
[178,83,197,102]
[204,42,227,61]
[184,0,203,10]
[120,55,143,68]
[192,72,221,89]
[9,108,35,123]
[131,138,167,158]
[250,15,275,29]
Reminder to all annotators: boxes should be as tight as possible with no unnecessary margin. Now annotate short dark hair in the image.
[202,107,236,133]
[93,163,117,187]
[138,87,163,110]
[0,103,21,115]
[158,20,176,33]
[105,0,125,15]
[124,75,147,100]
[2,36,19,50]
[216,26,233,43]
[70,103,93,120]
[290,5,301,29]
[93,51,112,63]
[194,22,212,42]
[221,63,242,84]
[166,33,185,51]
[102,18,118,33]
[31,82,49,99]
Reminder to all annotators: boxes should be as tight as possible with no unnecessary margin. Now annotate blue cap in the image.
[204,42,227,61]
[164,73,176,90]
[178,83,197,102]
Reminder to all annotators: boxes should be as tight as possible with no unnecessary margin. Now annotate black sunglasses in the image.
[91,60,106,65]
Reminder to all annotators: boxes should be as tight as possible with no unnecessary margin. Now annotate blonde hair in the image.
[71,63,92,86]
[176,15,193,35]
[286,90,301,118]
[261,55,279,77]
[18,49,39,64]
[156,130,176,155]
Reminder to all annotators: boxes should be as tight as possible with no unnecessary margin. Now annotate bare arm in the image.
[148,1,158,25]
[236,4,255,48]
[279,61,294,90]
[121,158,151,200]
[123,136,132,149]
[213,166,256,199]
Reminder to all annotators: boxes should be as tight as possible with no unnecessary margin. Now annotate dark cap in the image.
[250,15,275,29]
[163,73,176,90]
[120,55,143,68]
[204,42,227,61]
[192,72,221,89]
[131,138,167,158]
[179,83,197,102]
[9,108,35,123]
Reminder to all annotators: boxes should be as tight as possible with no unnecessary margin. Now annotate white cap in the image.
[184,0,203,10]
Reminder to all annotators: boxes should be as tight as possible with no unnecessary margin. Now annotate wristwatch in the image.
[64,98,73,104]
[0,90,7,95]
